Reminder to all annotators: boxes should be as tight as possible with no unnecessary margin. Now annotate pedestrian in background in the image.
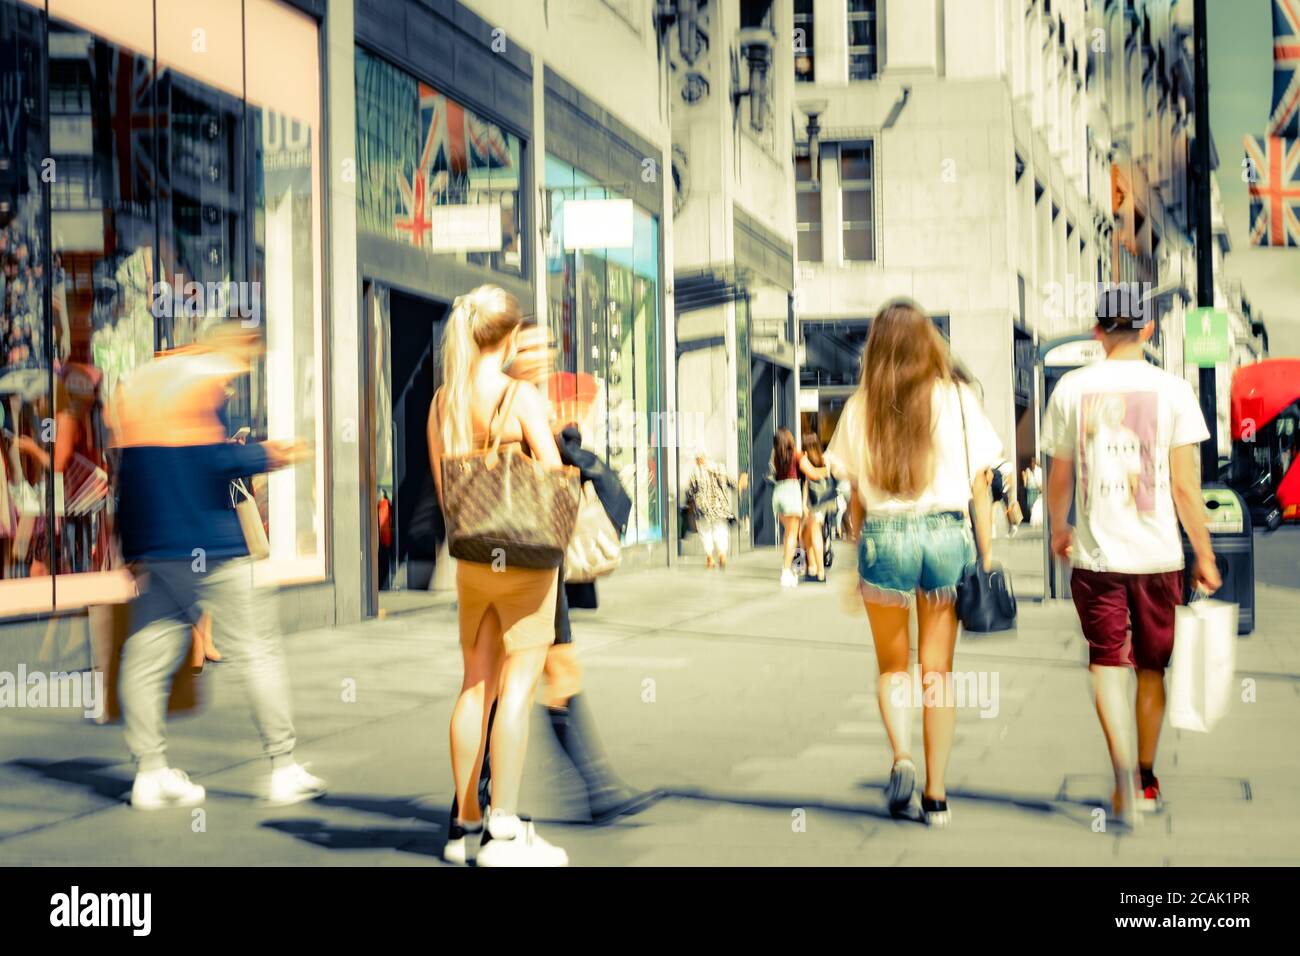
[800,433,831,582]
[686,449,746,570]
[430,285,569,867]
[770,426,828,588]
[1023,459,1043,526]
[112,320,323,810]
[991,458,1023,538]
[826,299,1000,828]
[1044,287,1220,826]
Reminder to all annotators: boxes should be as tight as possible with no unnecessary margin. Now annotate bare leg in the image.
[916,595,960,801]
[781,515,802,573]
[487,644,550,817]
[864,600,913,761]
[810,520,825,577]
[1090,664,1139,824]
[1135,668,1166,770]
[449,606,502,824]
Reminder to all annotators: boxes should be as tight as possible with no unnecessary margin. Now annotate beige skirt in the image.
[456,560,558,654]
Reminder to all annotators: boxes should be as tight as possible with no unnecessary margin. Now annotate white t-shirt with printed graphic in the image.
[827,380,1003,515]
[1043,359,1209,574]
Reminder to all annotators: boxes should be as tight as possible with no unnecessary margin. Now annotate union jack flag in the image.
[467,113,514,172]
[1245,134,1300,247]
[1271,0,1300,137]
[395,85,470,244]
[106,51,168,204]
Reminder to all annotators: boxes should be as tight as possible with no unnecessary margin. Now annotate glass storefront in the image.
[734,296,751,533]
[544,155,662,545]
[1,0,325,617]
[355,47,523,276]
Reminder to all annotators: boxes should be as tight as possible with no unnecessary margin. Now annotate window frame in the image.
[838,140,876,263]
[795,150,823,263]
[793,0,814,83]
[847,0,879,83]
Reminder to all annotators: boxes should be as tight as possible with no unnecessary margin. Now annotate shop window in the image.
[793,0,814,82]
[795,153,822,262]
[1,0,54,610]
[544,155,663,546]
[840,142,875,262]
[355,48,524,277]
[847,0,879,82]
[1,0,327,617]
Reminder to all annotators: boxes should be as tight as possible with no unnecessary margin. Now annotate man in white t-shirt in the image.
[1043,286,1221,827]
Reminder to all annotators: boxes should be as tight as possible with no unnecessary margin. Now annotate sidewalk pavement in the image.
[0,546,1296,866]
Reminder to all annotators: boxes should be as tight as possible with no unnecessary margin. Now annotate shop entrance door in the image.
[364,283,450,617]
[749,356,794,547]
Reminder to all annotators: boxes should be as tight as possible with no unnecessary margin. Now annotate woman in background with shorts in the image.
[770,426,827,588]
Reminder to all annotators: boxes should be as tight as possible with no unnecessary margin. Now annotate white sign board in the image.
[428,204,503,253]
[563,199,634,250]
[1043,339,1105,368]
[798,389,820,412]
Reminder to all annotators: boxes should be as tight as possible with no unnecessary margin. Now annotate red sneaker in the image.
[1136,777,1162,813]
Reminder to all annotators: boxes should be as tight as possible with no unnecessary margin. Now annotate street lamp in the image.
[799,99,827,186]
[734,27,775,132]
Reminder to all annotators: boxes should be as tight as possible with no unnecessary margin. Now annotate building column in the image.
[325,0,364,626]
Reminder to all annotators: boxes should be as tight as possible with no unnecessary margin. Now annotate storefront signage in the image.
[1043,339,1105,367]
[1184,308,1231,367]
[564,198,634,250]
[428,204,503,253]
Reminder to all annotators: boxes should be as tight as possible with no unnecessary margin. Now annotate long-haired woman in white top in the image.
[826,300,1000,828]
[429,285,568,866]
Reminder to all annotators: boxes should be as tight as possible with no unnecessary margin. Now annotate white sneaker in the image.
[267,762,327,806]
[443,820,483,865]
[476,812,569,867]
[780,569,798,588]
[131,767,206,810]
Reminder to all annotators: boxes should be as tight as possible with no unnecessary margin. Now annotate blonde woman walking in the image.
[429,285,569,867]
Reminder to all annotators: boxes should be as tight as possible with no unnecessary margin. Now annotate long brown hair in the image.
[801,432,825,468]
[772,427,796,478]
[859,299,952,497]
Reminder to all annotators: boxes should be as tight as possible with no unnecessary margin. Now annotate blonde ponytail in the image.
[438,285,523,456]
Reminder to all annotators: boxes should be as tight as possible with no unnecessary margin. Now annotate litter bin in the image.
[1182,483,1254,635]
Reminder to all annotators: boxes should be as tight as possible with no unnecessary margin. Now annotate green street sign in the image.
[1184,308,1231,367]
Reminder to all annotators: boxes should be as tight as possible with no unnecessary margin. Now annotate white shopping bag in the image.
[1168,597,1238,733]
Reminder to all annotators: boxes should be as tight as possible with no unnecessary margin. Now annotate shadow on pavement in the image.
[262,818,442,858]
[9,757,132,803]
[662,786,904,823]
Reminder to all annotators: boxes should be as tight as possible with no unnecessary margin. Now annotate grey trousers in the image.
[119,557,296,771]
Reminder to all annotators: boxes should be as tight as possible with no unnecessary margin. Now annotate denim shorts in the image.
[772,479,803,518]
[857,511,975,606]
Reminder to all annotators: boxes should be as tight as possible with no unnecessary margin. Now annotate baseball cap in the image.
[1094,284,1149,331]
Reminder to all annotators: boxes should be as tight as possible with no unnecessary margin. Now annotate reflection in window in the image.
[545,155,663,544]
[355,48,523,276]
[2,0,327,615]
[1,0,53,603]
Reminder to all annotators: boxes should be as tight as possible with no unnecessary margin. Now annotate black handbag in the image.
[806,476,838,512]
[954,388,1017,633]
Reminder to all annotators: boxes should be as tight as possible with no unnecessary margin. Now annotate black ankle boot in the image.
[547,694,646,821]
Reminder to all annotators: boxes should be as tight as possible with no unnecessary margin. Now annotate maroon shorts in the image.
[1070,568,1184,670]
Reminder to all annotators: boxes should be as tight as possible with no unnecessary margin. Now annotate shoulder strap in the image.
[955,382,984,560]
[485,380,521,454]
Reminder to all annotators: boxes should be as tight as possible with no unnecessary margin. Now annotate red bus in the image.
[1228,358,1300,529]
